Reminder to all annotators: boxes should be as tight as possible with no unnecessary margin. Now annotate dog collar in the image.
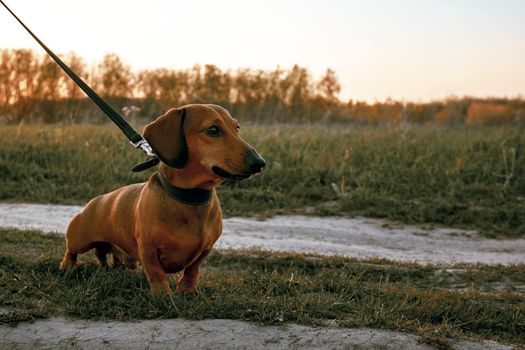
[155,173,212,205]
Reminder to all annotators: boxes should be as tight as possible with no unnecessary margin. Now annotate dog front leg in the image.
[177,249,211,294]
[140,248,171,294]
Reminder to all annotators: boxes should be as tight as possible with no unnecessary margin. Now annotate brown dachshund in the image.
[60,104,265,294]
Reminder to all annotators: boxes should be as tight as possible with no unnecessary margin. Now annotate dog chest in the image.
[157,238,210,273]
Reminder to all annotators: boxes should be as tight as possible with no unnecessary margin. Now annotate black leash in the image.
[0,0,159,171]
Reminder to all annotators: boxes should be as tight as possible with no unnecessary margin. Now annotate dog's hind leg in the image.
[60,212,101,270]
[94,242,112,267]
[60,221,82,270]
[60,249,77,270]
[109,244,137,269]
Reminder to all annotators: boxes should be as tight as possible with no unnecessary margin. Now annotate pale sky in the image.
[1,0,524,102]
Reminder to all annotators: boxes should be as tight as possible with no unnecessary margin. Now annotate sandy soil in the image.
[1,203,524,265]
[1,202,523,349]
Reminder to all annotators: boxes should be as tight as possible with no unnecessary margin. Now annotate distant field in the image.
[0,123,524,237]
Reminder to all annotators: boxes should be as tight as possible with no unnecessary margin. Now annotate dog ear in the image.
[143,108,188,169]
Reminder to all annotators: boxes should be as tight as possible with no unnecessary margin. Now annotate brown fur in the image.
[60,104,264,294]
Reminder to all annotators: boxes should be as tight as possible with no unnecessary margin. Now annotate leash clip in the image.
[131,139,156,157]
[131,139,160,172]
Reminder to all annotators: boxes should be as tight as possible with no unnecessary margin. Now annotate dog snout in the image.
[245,149,266,174]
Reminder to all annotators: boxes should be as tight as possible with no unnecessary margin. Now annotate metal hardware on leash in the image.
[131,140,156,157]
[0,0,159,170]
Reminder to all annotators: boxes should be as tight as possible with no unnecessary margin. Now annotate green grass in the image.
[0,228,524,346]
[1,123,524,237]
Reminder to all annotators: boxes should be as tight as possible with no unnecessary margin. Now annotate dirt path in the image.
[0,316,517,350]
[1,203,524,265]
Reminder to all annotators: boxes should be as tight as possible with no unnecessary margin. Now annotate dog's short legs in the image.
[60,249,77,270]
[109,252,121,267]
[177,250,210,294]
[112,254,138,270]
[60,222,83,270]
[60,215,97,270]
[94,242,112,268]
[141,248,172,294]
[176,267,198,294]
[105,244,134,269]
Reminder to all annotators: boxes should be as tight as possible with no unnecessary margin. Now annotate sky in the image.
[1,0,524,102]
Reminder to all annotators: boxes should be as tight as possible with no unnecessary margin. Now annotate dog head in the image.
[144,104,265,189]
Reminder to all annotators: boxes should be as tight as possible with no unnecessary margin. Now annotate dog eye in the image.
[205,125,223,137]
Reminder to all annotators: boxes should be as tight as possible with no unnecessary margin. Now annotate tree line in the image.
[1,48,524,125]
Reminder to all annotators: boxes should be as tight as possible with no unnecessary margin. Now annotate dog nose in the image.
[245,150,266,173]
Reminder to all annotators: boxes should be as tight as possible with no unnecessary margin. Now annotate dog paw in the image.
[59,260,76,271]
[176,282,198,294]
[150,281,172,295]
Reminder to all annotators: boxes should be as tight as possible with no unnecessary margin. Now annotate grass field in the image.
[0,123,524,237]
[0,228,524,346]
